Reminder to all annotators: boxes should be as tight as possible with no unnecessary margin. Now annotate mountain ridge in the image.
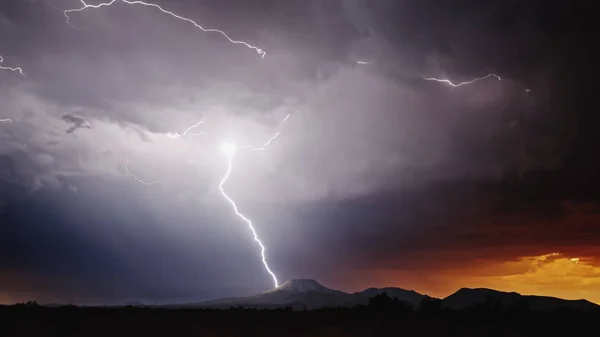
[164,279,599,312]
[168,279,428,310]
[444,287,599,312]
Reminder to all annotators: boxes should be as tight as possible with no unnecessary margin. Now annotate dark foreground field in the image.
[1,295,597,337]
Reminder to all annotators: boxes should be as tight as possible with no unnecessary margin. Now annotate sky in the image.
[1,0,598,305]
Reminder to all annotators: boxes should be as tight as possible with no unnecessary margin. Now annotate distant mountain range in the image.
[159,279,599,312]
[165,279,426,310]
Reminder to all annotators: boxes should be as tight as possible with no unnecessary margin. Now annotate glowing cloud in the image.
[219,141,238,158]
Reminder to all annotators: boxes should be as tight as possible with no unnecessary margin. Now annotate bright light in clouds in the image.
[219,141,238,158]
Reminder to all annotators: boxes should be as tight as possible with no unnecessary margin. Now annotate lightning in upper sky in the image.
[63,0,266,58]
[125,159,163,185]
[1,55,22,121]
[242,114,290,151]
[0,55,24,75]
[166,120,207,138]
[423,73,501,87]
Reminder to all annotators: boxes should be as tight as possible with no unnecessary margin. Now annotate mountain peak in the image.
[271,279,334,293]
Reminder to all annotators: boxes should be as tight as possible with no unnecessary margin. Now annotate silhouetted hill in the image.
[124,301,146,307]
[41,303,66,308]
[443,288,599,312]
[354,287,428,307]
[173,279,428,310]
[181,279,353,310]
[4,298,600,337]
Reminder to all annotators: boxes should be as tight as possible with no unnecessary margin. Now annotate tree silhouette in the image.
[368,293,414,313]
[418,297,442,315]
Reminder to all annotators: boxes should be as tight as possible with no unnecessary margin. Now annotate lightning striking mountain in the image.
[218,148,279,287]
[63,0,266,58]
[0,56,24,75]
[423,73,501,87]
[121,114,289,287]
[217,114,290,288]
[61,0,288,289]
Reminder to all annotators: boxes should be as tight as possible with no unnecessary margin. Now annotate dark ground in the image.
[1,295,596,337]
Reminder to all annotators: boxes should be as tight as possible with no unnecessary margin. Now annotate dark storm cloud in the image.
[62,114,91,133]
[0,0,596,303]
[26,3,582,180]
[3,0,562,201]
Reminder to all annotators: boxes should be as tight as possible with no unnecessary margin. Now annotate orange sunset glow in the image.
[355,253,600,305]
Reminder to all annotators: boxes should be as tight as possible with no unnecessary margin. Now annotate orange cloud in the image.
[475,253,600,304]
[344,253,600,305]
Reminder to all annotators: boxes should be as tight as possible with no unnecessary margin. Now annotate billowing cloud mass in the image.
[0,0,596,304]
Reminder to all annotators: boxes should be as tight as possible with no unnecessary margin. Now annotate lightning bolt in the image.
[0,56,24,75]
[125,159,163,185]
[166,120,207,138]
[219,155,278,288]
[423,73,501,87]
[0,119,13,122]
[63,0,266,58]
[356,60,372,65]
[242,114,290,151]
[122,114,289,287]
[218,114,290,288]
